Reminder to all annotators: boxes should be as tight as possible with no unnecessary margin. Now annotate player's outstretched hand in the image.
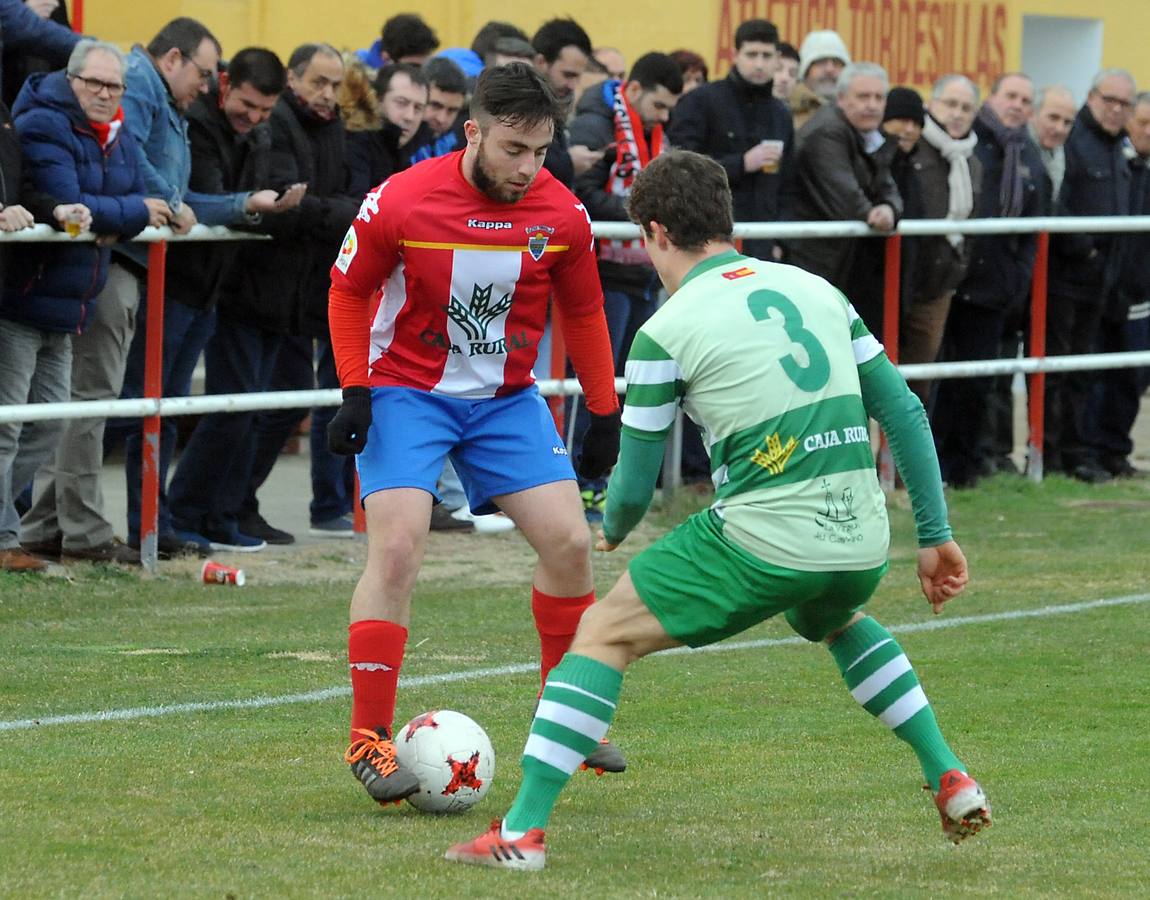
[327,387,373,455]
[916,540,969,614]
[595,529,620,552]
[578,410,621,479]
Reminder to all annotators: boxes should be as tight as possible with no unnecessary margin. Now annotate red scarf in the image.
[601,83,664,266]
[89,107,124,150]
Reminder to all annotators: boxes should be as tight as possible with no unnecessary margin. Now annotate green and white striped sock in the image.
[829,616,963,791]
[503,653,622,836]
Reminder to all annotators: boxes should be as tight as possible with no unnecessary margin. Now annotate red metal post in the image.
[878,234,902,490]
[1026,231,1050,482]
[139,242,166,573]
[71,0,83,32]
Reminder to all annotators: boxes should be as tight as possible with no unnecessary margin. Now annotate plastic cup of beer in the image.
[760,139,784,173]
[64,208,84,237]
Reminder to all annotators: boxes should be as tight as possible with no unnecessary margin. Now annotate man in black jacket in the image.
[165,47,307,549]
[787,61,902,329]
[1084,92,1150,478]
[1045,69,1136,482]
[567,52,682,518]
[932,72,1048,488]
[225,43,362,539]
[667,18,793,261]
[532,17,597,188]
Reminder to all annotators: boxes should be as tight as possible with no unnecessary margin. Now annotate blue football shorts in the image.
[355,385,575,514]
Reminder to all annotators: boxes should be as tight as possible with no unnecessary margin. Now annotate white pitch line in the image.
[2,592,1147,733]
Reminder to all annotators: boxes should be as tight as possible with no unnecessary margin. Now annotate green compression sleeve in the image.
[601,429,667,545]
[858,354,953,547]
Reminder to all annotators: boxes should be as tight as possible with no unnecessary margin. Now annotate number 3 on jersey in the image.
[746,289,830,391]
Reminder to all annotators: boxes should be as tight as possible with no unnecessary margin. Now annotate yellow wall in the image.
[85,0,1150,94]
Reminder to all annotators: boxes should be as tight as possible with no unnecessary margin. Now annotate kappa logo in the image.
[349,661,392,672]
[355,182,387,224]
[467,218,512,230]
[525,223,555,261]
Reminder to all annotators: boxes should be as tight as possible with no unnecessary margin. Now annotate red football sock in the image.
[348,619,407,742]
[531,587,595,688]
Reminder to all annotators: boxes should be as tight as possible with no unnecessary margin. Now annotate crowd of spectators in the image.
[0,7,1147,572]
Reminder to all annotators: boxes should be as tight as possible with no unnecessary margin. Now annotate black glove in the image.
[327,386,373,455]
[577,410,621,480]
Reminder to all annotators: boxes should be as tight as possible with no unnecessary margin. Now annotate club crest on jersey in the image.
[525,224,555,261]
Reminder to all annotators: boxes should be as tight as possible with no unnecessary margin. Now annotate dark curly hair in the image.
[627,150,734,252]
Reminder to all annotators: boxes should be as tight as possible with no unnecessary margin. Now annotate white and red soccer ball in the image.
[393,710,495,813]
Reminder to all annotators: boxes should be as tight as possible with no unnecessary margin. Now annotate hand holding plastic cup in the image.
[202,559,246,586]
[760,139,784,173]
[64,207,85,238]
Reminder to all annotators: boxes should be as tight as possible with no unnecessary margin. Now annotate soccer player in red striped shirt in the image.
[326,63,625,804]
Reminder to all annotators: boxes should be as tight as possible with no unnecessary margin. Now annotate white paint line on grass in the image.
[2,591,1147,733]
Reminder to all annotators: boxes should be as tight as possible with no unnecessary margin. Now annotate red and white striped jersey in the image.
[330,151,603,398]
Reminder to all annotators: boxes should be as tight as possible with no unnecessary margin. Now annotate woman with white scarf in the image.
[901,75,981,405]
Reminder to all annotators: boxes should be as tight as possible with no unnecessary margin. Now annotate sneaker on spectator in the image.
[309,514,356,539]
[451,507,515,534]
[430,504,474,532]
[240,513,295,545]
[201,526,267,553]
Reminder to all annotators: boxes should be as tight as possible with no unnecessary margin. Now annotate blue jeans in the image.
[0,320,71,549]
[168,319,283,536]
[121,298,217,544]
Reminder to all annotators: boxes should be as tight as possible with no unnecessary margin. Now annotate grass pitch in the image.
[2,474,1149,897]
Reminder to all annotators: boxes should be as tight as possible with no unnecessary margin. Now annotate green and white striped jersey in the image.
[623,251,890,571]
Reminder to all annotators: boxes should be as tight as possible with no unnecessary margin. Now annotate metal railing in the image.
[3,215,1149,571]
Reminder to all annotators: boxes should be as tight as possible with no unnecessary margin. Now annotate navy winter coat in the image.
[2,70,149,334]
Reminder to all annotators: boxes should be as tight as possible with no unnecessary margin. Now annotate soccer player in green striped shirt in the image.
[446,149,990,871]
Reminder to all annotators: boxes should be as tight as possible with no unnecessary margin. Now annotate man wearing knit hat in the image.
[791,29,851,129]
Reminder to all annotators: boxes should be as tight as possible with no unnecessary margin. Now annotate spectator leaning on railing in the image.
[3,38,153,572]
[787,62,901,334]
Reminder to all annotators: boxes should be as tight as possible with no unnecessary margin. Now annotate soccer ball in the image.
[393,709,495,814]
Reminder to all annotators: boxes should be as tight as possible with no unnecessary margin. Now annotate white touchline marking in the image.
[2,592,1146,733]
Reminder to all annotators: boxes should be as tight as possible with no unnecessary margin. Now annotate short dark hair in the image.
[227,47,286,96]
[287,43,341,78]
[471,21,530,58]
[423,56,466,96]
[627,150,734,252]
[670,49,708,83]
[147,17,220,59]
[487,36,538,66]
[374,62,428,99]
[531,18,593,65]
[778,41,799,63]
[734,19,780,50]
[470,61,565,134]
[627,52,684,96]
[381,13,439,62]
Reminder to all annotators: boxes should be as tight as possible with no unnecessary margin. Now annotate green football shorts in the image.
[628,509,889,647]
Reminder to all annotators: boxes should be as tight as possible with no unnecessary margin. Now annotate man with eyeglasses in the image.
[6,38,165,569]
[1045,69,1137,484]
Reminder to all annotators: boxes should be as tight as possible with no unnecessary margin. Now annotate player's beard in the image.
[473,140,533,204]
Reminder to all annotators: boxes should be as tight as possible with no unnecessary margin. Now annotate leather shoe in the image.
[0,547,48,572]
[21,535,62,561]
[61,538,141,565]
